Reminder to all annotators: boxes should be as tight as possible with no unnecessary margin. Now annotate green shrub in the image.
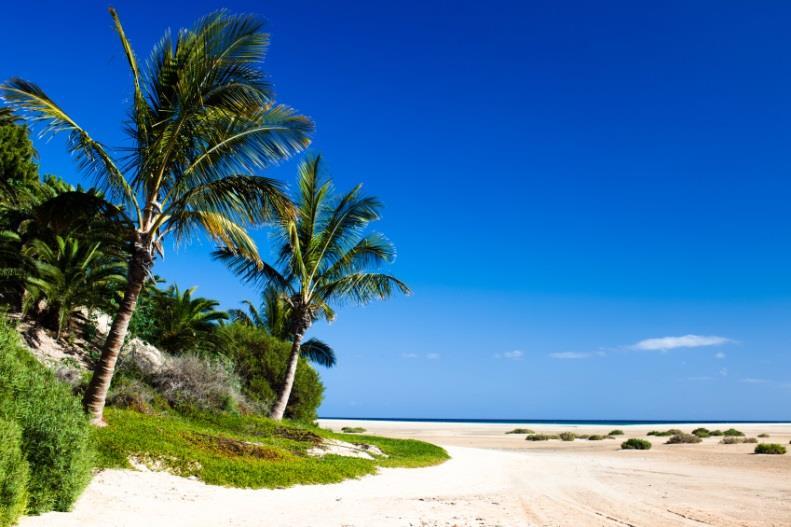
[505,428,534,434]
[525,434,555,441]
[608,429,624,436]
[574,433,590,439]
[621,438,651,450]
[341,427,366,434]
[219,324,324,422]
[692,427,710,438]
[666,433,702,444]
[757,433,769,438]
[588,434,606,441]
[744,437,758,443]
[709,430,723,436]
[559,432,576,441]
[720,436,743,444]
[754,443,786,455]
[0,419,29,527]
[0,319,94,513]
[647,430,675,437]
[723,428,744,437]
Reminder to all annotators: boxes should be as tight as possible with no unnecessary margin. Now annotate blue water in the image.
[320,417,790,425]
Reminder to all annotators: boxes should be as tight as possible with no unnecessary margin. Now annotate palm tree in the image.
[22,236,127,339]
[0,9,312,424]
[216,155,410,420]
[151,284,228,354]
[231,286,337,368]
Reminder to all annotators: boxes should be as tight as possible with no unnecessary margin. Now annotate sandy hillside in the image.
[20,421,791,527]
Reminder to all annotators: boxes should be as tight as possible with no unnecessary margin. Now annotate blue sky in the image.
[2,1,790,420]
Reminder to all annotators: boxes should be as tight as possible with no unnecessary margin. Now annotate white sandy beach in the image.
[20,420,791,527]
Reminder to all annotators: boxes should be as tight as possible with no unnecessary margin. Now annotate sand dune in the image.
[20,421,791,527]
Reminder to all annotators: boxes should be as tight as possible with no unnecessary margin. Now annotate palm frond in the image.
[300,338,336,368]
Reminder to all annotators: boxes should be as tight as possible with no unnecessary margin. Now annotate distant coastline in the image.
[320,417,791,425]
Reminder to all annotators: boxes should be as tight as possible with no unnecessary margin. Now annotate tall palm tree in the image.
[231,286,337,368]
[0,9,312,424]
[216,155,410,420]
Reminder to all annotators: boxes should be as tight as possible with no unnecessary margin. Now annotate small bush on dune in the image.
[757,433,770,438]
[723,428,744,437]
[754,443,786,455]
[608,429,624,436]
[0,320,93,513]
[575,433,590,439]
[505,428,534,434]
[647,430,678,437]
[692,427,710,438]
[525,434,555,441]
[621,438,651,450]
[559,432,576,441]
[588,434,606,441]
[720,436,757,444]
[151,355,250,414]
[666,433,702,444]
[341,427,366,434]
[0,419,29,527]
[709,430,723,436]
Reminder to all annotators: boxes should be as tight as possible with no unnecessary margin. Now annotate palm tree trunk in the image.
[269,332,303,420]
[82,246,151,425]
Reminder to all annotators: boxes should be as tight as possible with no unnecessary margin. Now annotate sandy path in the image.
[20,422,791,527]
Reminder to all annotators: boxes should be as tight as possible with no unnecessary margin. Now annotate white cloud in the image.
[631,335,732,351]
[494,350,524,360]
[740,377,770,384]
[719,367,728,377]
[425,353,440,360]
[549,351,605,360]
[401,353,418,359]
[715,351,726,359]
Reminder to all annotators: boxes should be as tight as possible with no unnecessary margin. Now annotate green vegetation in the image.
[341,427,367,434]
[709,430,724,436]
[505,428,534,434]
[666,433,702,444]
[621,438,652,450]
[757,433,769,438]
[754,443,786,455]
[2,8,313,424]
[608,429,624,436]
[0,419,28,527]
[95,409,447,488]
[692,427,710,438]
[720,436,753,445]
[215,156,410,420]
[723,428,744,437]
[525,434,556,441]
[587,434,606,441]
[0,320,93,514]
[558,432,576,441]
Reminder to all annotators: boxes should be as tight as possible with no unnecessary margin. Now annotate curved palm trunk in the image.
[82,246,151,425]
[269,332,303,421]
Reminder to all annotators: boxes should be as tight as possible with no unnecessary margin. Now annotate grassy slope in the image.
[95,409,448,488]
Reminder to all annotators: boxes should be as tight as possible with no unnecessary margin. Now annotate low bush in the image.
[621,438,651,450]
[150,355,250,414]
[588,434,606,441]
[559,432,576,441]
[709,430,723,436]
[757,433,770,438]
[505,428,534,434]
[723,428,744,437]
[754,443,786,455]
[647,430,675,437]
[608,429,624,436]
[574,433,590,439]
[720,436,757,444]
[0,419,29,527]
[107,378,165,414]
[0,319,94,513]
[692,427,710,438]
[341,427,366,434]
[219,324,324,422]
[525,434,555,441]
[666,433,702,444]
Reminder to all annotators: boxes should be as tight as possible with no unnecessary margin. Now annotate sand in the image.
[20,421,791,527]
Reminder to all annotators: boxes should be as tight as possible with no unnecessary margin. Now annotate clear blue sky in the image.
[2,1,790,420]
